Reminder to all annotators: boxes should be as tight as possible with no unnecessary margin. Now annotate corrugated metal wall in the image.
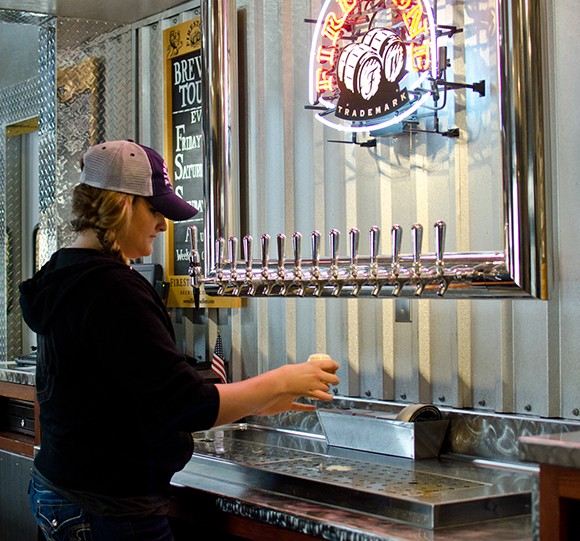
[2,0,578,423]
[226,0,568,419]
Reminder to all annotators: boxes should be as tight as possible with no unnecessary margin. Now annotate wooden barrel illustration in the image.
[362,28,406,83]
[337,42,382,100]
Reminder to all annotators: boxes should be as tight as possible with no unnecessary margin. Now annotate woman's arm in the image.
[213,357,339,426]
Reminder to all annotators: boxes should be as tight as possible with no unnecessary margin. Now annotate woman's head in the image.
[78,140,198,221]
[71,185,168,262]
[71,140,197,261]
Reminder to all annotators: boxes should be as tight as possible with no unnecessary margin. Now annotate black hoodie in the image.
[19,248,219,507]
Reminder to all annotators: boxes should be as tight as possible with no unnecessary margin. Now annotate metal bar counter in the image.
[171,424,534,540]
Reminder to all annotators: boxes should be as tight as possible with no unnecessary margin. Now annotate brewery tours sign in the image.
[163,18,240,308]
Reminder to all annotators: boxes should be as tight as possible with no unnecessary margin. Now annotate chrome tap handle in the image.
[434,220,448,296]
[216,237,225,273]
[329,229,340,268]
[276,233,287,294]
[243,235,253,274]
[188,225,200,278]
[434,220,446,266]
[411,224,424,296]
[348,227,361,295]
[276,233,286,271]
[311,230,321,269]
[215,237,225,294]
[260,233,271,294]
[369,226,381,296]
[260,233,270,271]
[329,229,341,296]
[349,228,360,268]
[391,224,403,268]
[292,232,302,270]
[369,226,380,270]
[228,236,238,273]
[188,226,201,308]
[411,224,423,268]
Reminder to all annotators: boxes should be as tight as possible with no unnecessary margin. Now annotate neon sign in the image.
[308,0,438,133]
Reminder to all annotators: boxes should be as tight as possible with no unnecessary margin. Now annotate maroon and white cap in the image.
[79,140,198,221]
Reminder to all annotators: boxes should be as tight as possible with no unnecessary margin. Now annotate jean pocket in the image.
[31,484,91,541]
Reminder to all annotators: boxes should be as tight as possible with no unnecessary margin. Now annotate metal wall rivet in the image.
[478,400,486,407]
[572,409,580,417]
[524,404,532,412]
[400,393,407,400]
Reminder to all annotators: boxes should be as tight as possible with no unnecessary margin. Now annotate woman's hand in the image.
[253,359,340,416]
[213,357,340,426]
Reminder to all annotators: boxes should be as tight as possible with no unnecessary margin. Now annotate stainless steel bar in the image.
[201,0,240,276]
[498,0,550,299]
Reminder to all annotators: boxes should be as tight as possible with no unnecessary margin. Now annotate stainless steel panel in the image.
[182,424,533,530]
[0,450,37,541]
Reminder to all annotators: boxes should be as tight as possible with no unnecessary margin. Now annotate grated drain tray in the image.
[203,438,485,499]
[182,425,533,529]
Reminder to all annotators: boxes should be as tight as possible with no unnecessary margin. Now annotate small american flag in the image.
[211,331,227,383]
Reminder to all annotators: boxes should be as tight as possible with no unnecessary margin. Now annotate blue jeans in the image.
[29,479,174,541]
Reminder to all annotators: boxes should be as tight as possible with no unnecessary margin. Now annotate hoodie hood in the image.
[19,249,127,335]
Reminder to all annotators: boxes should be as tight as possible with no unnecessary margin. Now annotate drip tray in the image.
[181,424,533,529]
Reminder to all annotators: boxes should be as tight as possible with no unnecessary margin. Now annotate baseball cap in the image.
[79,140,198,221]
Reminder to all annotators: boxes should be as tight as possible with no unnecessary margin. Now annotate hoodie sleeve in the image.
[82,267,220,433]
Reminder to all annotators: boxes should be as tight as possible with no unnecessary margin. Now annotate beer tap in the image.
[369,226,383,297]
[288,232,305,296]
[309,230,325,296]
[348,227,363,296]
[227,236,240,295]
[260,233,273,295]
[215,237,226,295]
[411,224,424,296]
[275,233,287,295]
[329,229,343,297]
[434,220,448,296]
[188,225,202,308]
[389,224,406,297]
[242,235,255,295]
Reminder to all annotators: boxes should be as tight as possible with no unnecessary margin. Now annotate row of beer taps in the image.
[190,221,511,299]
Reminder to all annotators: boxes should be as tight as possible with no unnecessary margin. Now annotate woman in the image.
[20,140,339,541]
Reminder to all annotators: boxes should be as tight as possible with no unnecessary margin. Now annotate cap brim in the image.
[146,192,199,221]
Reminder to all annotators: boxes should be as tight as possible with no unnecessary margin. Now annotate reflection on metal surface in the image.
[200,0,550,300]
[498,0,550,301]
[201,0,240,275]
[198,224,524,299]
[187,424,532,529]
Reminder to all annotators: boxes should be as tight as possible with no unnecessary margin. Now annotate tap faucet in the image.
[348,227,363,296]
[434,220,448,296]
[242,235,255,295]
[329,229,343,296]
[369,226,383,296]
[260,233,273,295]
[389,224,407,296]
[288,231,305,296]
[411,224,424,296]
[275,233,287,295]
[309,230,326,296]
[188,225,202,308]
[227,236,240,295]
[215,237,226,294]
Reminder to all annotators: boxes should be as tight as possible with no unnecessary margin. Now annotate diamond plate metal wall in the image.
[56,18,134,248]
[5,136,23,361]
[0,12,55,362]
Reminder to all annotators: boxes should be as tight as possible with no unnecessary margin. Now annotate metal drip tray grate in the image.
[181,425,533,529]
[202,438,485,500]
